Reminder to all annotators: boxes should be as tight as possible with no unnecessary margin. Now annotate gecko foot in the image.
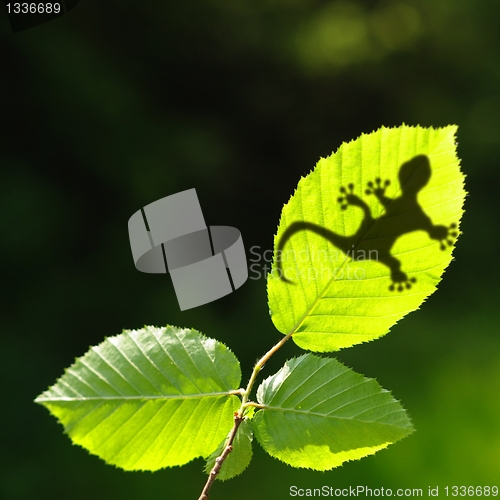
[337,183,357,210]
[365,178,391,197]
[439,223,459,250]
[430,222,459,250]
[389,273,417,292]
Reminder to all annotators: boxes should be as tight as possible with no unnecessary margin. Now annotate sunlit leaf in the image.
[268,125,465,351]
[253,354,413,470]
[35,326,241,471]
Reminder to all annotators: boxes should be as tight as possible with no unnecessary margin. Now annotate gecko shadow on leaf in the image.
[277,155,458,291]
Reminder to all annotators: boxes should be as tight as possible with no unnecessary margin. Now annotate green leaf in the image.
[204,418,254,480]
[268,125,465,351]
[253,354,413,470]
[35,326,241,471]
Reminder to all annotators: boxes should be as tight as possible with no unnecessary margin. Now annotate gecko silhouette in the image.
[277,155,458,291]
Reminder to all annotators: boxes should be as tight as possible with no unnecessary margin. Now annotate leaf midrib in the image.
[35,391,240,403]
[258,404,410,428]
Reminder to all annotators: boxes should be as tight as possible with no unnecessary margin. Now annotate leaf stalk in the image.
[197,331,294,499]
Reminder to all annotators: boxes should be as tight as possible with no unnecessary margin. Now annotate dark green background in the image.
[1,1,498,499]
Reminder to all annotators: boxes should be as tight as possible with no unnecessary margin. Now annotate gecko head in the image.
[399,155,432,195]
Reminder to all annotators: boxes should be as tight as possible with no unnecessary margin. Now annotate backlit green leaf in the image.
[253,354,413,470]
[268,125,465,351]
[35,326,241,471]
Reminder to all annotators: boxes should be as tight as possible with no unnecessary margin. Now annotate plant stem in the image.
[238,330,293,415]
[196,331,294,499]
[197,412,244,500]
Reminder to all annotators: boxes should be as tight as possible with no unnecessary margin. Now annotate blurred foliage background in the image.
[0,1,499,499]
